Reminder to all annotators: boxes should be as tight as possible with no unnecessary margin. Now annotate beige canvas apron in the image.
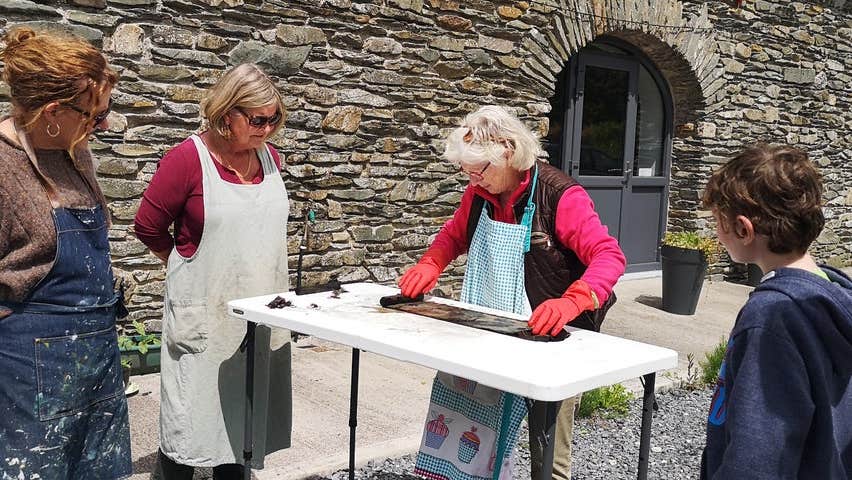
[159,134,291,467]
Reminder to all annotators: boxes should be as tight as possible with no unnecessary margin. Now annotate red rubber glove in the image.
[528,279,597,336]
[398,256,443,298]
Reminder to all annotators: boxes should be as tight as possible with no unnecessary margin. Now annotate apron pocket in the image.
[437,372,501,405]
[165,299,208,354]
[35,326,122,421]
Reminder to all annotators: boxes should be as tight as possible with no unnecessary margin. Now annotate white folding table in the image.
[228,282,677,480]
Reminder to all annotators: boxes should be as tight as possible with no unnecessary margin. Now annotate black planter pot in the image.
[747,263,763,287]
[661,244,708,315]
[122,364,131,389]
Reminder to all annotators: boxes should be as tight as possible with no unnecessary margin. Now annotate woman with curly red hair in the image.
[0,27,131,478]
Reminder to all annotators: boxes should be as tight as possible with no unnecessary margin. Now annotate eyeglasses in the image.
[460,162,491,180]
[234,107,282,128]
[66,98,113,126]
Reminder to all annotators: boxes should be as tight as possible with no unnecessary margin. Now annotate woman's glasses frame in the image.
[460,162,491,180]
[66,98,113,126]
[233,107,283,128]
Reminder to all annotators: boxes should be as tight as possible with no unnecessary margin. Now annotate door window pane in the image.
[579,66,628,177]
[544,69,569,168]
[633,66,664,177]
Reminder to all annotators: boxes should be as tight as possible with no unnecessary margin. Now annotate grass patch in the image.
[664,337,728,390]
[700,337,728,385]
[577,384,633,419]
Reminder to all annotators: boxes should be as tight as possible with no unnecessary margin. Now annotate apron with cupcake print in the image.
[414,169,539,480]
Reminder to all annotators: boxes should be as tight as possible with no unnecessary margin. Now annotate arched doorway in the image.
[545,38,673,274]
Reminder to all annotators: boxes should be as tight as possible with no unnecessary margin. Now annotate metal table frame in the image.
[231,284,673,480]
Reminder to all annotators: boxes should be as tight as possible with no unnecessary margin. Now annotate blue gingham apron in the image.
[415,169,538,480]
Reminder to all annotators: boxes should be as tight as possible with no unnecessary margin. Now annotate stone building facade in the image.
[1,0,850,324]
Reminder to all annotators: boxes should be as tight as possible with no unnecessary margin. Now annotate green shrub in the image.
[700,338,728,385]
[662,231,721,263]
[577,384,633,419]
[118,320,161,355]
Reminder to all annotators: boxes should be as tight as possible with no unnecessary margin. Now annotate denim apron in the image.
[0,201,132,479]
[415,169,538,480]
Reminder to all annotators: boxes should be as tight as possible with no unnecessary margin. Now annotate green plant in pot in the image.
[660,231,721,315]
[118,320,162,375]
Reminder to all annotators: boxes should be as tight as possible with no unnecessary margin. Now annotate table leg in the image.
[637,372,656,480]
[539,400,559,480]
[243,321,256,480]
[349,348,361,480]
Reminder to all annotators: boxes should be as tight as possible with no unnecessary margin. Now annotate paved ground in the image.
[127,272,753,479]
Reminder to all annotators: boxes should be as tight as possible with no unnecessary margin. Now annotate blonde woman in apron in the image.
[400,106,626,480]
[134,64,291,479]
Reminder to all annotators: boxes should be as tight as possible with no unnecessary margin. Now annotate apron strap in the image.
[12,118,103,212]
[519,164,539,253]
[12,119,60,207]
[258,143,275,176]
[492,393,517,480]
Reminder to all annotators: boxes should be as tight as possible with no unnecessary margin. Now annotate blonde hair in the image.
[443,105,543,171]
[1,27,118,151]
[200,63,286,138]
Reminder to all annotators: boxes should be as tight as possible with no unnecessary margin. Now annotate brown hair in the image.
[701,143,824,254]
[1,27,118,150]
[1,27,118,215]
[200,63,286,139]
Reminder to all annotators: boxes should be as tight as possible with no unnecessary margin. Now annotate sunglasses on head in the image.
[66,98,113,126]
[234,107,282,128]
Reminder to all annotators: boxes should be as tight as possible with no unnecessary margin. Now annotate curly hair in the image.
[1,27,118,141]
[1,27,117,215]
[701,143,824,254]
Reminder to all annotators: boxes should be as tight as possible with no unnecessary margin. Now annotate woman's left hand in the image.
[528,280,596,336]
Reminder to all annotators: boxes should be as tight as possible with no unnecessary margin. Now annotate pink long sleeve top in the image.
[423,169,626,303]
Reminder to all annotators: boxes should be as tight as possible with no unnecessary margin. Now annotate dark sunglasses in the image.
[66,98,113,126]
[234,107,282,128]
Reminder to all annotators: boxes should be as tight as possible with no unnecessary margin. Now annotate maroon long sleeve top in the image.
[134,137,282,258]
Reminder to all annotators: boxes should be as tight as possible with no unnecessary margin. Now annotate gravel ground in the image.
[314,386,712,480]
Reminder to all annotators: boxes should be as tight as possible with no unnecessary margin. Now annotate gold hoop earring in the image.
[222,125,231,140]
[46,123,61,138]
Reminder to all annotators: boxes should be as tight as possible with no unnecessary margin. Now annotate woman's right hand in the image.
[398,257,442,298]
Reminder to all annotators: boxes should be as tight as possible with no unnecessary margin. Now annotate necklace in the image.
[200,132,260,182]
[222,152,258,181]
[209,145,258,181]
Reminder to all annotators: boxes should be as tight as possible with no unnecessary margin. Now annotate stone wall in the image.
[1,0,850,324]
[674,0,852,273]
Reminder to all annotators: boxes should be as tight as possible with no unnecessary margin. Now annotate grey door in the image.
[563,51,670,273]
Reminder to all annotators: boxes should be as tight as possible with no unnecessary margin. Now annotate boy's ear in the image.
[734,215,755,244]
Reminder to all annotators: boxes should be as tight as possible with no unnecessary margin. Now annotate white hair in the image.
[443,105,543,171]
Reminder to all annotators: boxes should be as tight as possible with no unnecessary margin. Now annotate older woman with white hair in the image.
[400,105,626,480]
[135,63,291,479]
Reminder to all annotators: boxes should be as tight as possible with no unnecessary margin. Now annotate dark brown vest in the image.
[466,161,615,331]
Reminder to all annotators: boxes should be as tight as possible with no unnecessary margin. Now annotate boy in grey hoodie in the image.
[700,143,852,479]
